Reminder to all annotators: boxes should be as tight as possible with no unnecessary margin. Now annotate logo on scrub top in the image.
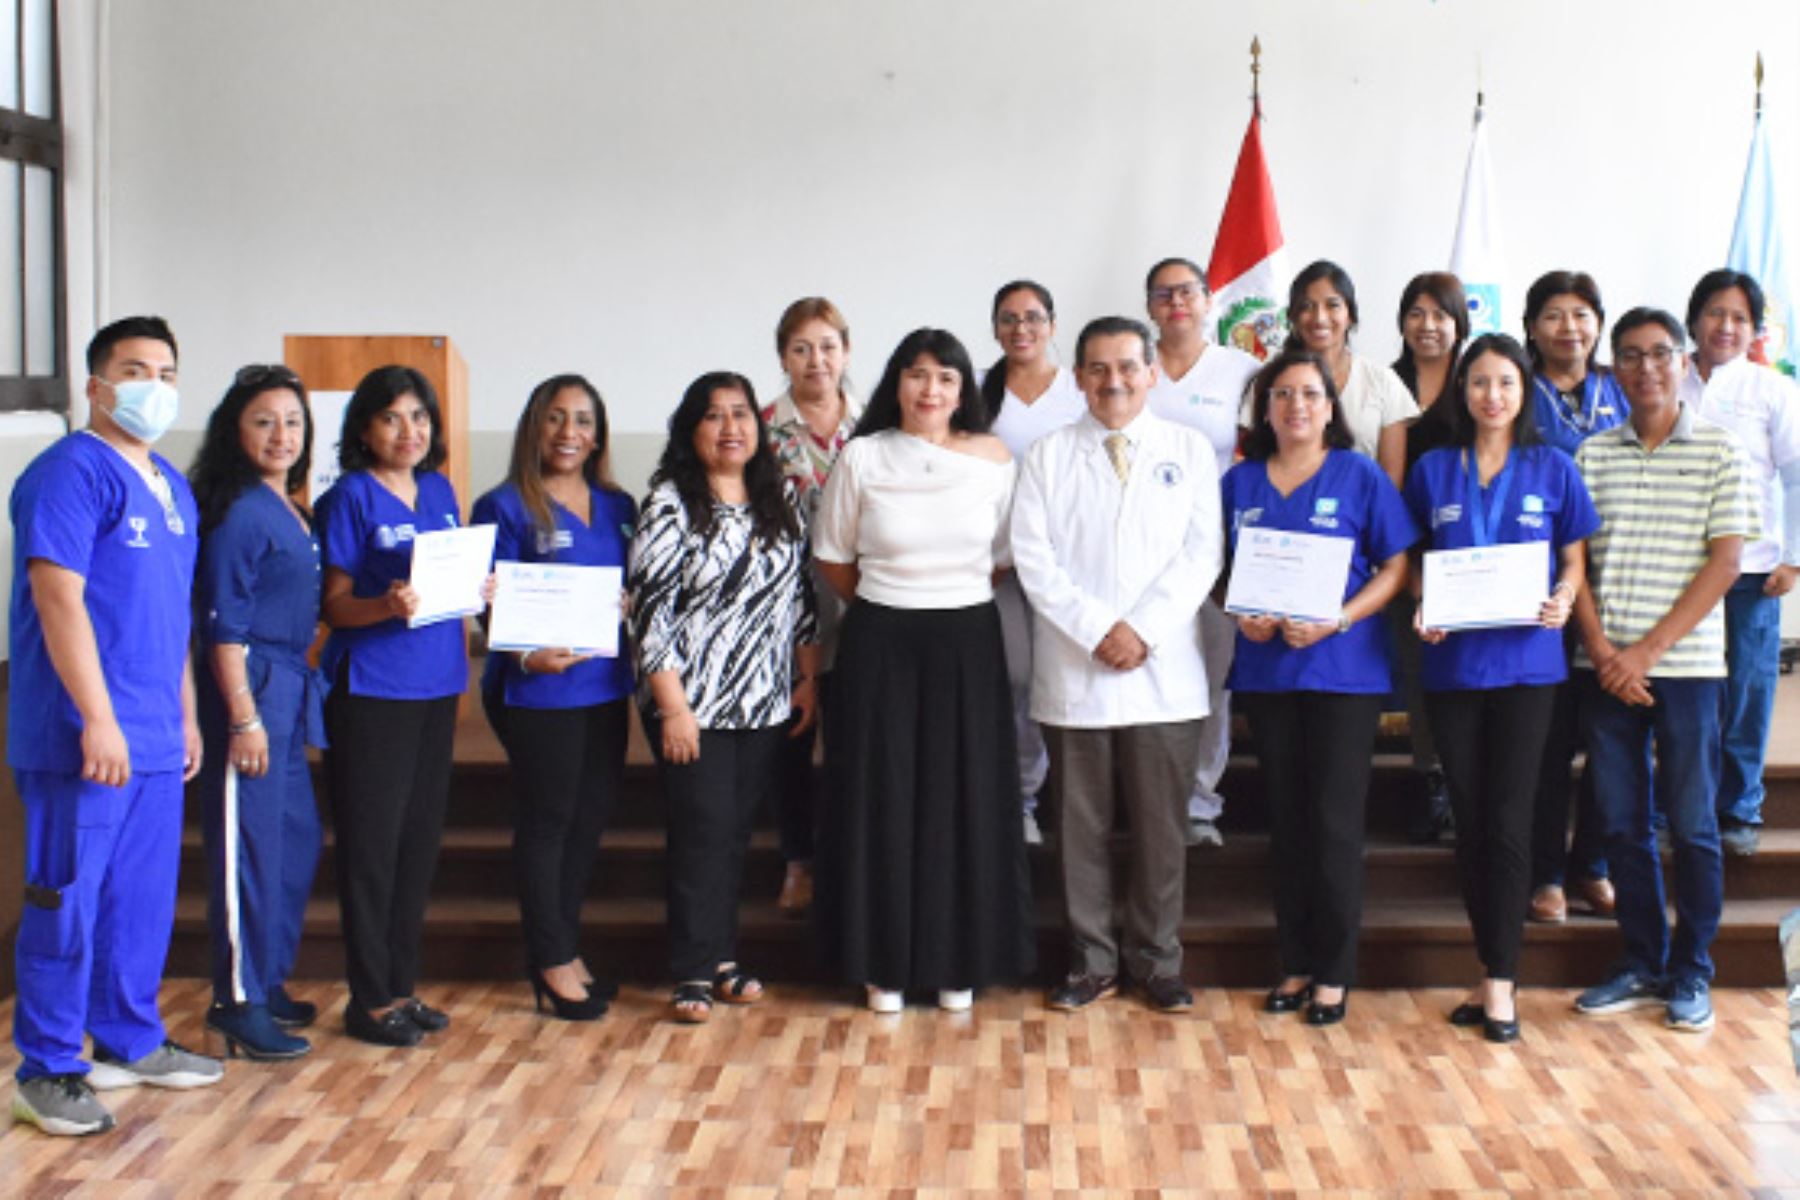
[375,523,418,550]
[1154,462,1184,487]
[536,528,574,555]
[1433,504,1463,529]
[1310,497,1340,529]
[126,516,151,548]
[1517,493,1546,528]
[1233,506,1264,532]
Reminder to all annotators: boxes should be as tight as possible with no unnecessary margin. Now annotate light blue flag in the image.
[1728,113,1797,376]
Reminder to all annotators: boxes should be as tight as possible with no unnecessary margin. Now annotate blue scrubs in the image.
[315,470,468,699]
[1404,445,1601,691]
[8,433,198,1080]
[196,484,327,1010]
[472,482,635,708]
[1531,371,1628,459]
[1222,450,1419,694]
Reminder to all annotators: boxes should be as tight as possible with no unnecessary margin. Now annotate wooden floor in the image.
[2,981,1797,1195]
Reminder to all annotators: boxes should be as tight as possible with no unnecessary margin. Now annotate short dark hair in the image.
[1074,316,1153,368]
[337,365,448,474]
[1522,271,1606,371]
[1445,334,1541,450]
[1610,307,1687,354]
[1288,260,1360,330]
[981,281,1056,421]
[855,328,989,438]
[649,371,797,547]
[87,315,178,374]
[1145,257,1208,294]
[1685,269,1766,338]
[1239,349,1357,461]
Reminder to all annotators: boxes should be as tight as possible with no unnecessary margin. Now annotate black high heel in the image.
[1264,983,1314,1014]
[530,970,608,1021]
[1304,987,1349,1026]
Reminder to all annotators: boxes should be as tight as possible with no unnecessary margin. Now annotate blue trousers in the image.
[1720,573,1780,826]
[1583,673,1725,986]
[200,662,322,1008]
[13,769,182,1081]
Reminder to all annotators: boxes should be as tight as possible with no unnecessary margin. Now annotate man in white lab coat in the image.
[1010,316,1224,1013]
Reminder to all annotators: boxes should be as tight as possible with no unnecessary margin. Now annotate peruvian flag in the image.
[1207,100,1289,361]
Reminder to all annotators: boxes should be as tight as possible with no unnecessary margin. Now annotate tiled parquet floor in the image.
[1,979,1796,1195]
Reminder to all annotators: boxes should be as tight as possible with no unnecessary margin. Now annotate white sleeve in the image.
[1123,440,1224,649]
[1376,362,1422,426]
[1009,442,1119,654]
[811,440,861,564]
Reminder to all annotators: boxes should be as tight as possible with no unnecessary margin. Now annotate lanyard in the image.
[1462,448,1514,547]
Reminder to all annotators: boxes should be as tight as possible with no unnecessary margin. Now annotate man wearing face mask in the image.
[8,316,222,1137]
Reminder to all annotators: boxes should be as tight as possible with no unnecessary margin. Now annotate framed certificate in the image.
[1420,541,1550,631]
[487,562,622,656]
[1223,528,1354,624]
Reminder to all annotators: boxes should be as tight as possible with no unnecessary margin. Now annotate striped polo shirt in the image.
[1574,403,1758,678]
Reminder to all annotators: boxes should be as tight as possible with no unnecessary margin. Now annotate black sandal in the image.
[671,981,713,1024]
[713,965,764,1005]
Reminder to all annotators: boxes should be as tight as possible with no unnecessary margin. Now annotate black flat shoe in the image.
[1448,1002,1486,1027]
[1484,1014,1521,1043]
[529,970,608,1022]
[397,998,450,1033]
[1304,990,1348,1026]
[345,1004,422,1048]
[1264,983,1314,1014]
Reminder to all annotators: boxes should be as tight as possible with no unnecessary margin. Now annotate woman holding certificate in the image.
[474,374,634,1021]
[317,366,475,1048]
[630,372,818,1024]
[1405,334,1599,1042]
[1221,350,1417,1027]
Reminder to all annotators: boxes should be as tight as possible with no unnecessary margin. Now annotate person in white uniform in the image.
[1141,257,1259,848]
[1012,316,1223,1014]
[978,280,1088,847]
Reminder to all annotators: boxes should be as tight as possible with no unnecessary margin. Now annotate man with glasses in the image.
[1676,270,1800,858]
[1011,316,1222,1013]
[1570,307,1757,1033]
[9,316,223,1137]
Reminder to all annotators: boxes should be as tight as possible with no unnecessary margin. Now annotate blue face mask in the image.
[100,378,179,443]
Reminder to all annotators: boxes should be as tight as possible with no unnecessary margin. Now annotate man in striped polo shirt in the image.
[1569,307,1758,1034]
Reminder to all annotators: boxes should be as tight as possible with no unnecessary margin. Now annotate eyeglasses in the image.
[1270,386,1329,406]
[1614,345,1680,370]
[997,312,1050,330]
[1149,283,1204,305]
[234,363,303,389]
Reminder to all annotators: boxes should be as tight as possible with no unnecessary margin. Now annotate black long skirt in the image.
[818,598,1036,992]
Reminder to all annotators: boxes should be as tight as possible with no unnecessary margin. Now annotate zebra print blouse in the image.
[628,480,818,729]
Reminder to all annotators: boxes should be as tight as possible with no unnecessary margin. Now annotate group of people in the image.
[6,251,1794,1135]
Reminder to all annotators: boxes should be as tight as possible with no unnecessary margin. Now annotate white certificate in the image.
[487,562,622,656]
[1421,541,1550,631]
[406,524,497,628]
[1224,528,1354,623]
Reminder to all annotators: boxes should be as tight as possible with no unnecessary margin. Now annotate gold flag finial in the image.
[1251,36,1263,107]
[1756,51,1764,115]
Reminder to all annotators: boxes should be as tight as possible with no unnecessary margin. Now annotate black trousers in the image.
[483,689,630,972]
[325,684,458,1010]
[1531,636,1607,888]
[1430,685,1557,980]
[649,721,782,982]
[1240,691,1382,987]
[770,673,827,865]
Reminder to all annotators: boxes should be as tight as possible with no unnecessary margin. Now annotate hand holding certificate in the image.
[488,562,622,656]
[407,524,497,628]
[1224,528,1354,623]
[1420,540,1550,632]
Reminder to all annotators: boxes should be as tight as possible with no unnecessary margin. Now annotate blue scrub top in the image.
[316,470,468,701]
[1404,444,1601,692]
[1530,371,1628,458]
[473,481,636,709]
[8,433,199,773]
[1222,449,1418,694]
[197,482,328,745]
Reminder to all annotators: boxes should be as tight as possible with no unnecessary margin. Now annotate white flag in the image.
[1728,111,1797,375]
[1449,102,1505,336]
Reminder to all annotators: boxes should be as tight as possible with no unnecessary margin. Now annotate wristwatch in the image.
[1336,611,1351,635]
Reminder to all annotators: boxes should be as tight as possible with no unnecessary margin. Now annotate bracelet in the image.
[230,714,264,735]
[226,682,251,699]
[657,707,692,721]
[517,651,534,675]
[1551,581,1577,603]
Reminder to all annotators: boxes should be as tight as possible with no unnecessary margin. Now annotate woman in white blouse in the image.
[1288,260,1419,485]
[814,328,1036,1013]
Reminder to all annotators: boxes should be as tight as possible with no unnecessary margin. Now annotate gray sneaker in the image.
[12,1074,115,1136]
[1185,817,1224,848]
[88,1040,224,1091]
[1720,825,1760,858]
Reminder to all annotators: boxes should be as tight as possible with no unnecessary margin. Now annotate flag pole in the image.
[1250,36,1262,116]
[1755,50,1763,117]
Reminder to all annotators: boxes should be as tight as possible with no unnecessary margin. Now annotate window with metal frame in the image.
[0,0,62,414]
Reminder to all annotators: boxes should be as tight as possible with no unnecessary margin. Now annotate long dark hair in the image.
[338,365,448,473]
[506,373,621,536]
[1445,334,1542,449]
[981,280,1056,421]
[856,328,989,438]
[649,371,798,546]
[1239,349,1356,461]
[1392,272,1470,407]
[188,364,314,533]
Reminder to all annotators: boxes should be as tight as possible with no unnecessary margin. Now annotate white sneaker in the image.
[1022,810,1044,846]
[1185,817,1223,848]
[88,1040,223,1091]
[937,989,973,1012]
[865,985,903,1014]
